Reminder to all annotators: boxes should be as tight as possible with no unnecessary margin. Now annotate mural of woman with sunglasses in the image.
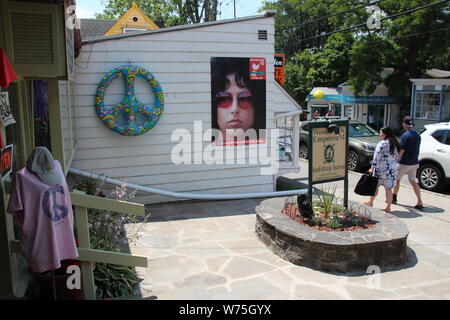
[211,57,266,144]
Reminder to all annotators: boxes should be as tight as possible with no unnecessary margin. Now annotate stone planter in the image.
[255,197,409,274]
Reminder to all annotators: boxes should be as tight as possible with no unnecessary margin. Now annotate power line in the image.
[278,0,385,33]
[294,0,448,43]
[393,26,450,40]
[275,26,450,52]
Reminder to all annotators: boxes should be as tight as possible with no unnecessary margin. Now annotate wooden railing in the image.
[10,192,148,300]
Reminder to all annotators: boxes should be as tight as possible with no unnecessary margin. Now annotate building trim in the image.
[82,11,276,44]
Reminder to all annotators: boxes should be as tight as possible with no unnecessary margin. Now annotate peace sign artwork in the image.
[95,65,164,136]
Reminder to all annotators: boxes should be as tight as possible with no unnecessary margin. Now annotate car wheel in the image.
[418,163,444,192]
[299,143,308,159]
[347,150,360,171]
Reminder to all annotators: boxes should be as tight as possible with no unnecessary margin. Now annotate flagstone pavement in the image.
[126,193,450,300]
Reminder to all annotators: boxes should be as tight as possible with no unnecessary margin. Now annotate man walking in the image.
[393,116,424,210]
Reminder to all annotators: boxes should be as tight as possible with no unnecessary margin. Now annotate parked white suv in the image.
[418,122,450,192]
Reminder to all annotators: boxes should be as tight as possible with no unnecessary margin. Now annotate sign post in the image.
[308,120,349,209]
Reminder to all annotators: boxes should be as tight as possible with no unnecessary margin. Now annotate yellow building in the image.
[104,2,159,36]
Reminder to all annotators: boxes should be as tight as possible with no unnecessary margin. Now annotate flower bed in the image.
[281,203,376,232]
[255,197,409,273]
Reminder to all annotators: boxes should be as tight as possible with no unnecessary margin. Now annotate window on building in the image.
[59,80,78,173]
[276,115,293,162]
[443,92,450,120]
[331,103,341,117]
[123,28,146,33]
[415,92,441,120]
[344,105,352,118]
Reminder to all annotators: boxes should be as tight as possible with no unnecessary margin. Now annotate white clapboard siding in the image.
[73,143,265,159]
[273,82,301,113]
[73,16,295,203]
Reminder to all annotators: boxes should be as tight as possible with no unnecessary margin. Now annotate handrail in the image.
[9,240,147,268]
[10,192,148,300]
[70,192,147,300]
[70,192,145,217]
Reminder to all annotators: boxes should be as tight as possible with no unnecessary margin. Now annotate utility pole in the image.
[234,0,236,18]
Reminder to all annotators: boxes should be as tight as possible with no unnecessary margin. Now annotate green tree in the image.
[285,32,353,106]
[270,0,449,107]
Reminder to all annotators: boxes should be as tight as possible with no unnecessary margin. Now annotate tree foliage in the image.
[95,0,218,26]
[285,33,353,105]
[265,0,450,107]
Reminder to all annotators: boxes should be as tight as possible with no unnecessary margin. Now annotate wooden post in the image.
[74,206,96,300]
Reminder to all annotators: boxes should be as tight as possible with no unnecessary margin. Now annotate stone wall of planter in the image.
[255,197,409,274]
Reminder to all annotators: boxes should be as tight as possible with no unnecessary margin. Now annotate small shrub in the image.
[316,185,338,218]
[326,215,343,229]
[310,216,322,226]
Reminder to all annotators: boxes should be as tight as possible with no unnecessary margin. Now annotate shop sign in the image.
[308,120,349,208]
[311,126,347,183]
[274,54,285,86]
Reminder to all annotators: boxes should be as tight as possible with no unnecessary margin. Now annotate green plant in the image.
[326,215,343,229]
[73,178,147,299]
[310,216,322,226]
[91,241,140,299]
[315,185,338,218]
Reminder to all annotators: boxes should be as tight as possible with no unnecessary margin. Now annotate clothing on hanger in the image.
[7,147,78,273]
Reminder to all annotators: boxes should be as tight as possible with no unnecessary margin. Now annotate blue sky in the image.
[75,0,266,20]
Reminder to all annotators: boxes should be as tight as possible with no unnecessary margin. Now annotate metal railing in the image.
[10,192,148,300]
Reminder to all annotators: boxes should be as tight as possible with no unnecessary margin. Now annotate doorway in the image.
[367,104,385,130]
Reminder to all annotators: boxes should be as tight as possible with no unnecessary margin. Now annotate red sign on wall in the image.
[274,54,285,86]
[249,58,266,80]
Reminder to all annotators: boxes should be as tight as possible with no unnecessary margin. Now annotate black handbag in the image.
[354,173,379,196]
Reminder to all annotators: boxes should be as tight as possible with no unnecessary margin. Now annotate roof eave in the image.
[82,11,276,44]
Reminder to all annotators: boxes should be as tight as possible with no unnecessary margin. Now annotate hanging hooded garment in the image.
[0,49,18,89]
[7,147,78,273]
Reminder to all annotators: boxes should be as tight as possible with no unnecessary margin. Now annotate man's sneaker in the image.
[392,194,397,204]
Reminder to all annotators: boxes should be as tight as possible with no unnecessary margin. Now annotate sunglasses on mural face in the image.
[215,91,254,109]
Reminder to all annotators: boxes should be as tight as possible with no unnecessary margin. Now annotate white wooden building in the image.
[73,12,301,204]
[307,83,400,131]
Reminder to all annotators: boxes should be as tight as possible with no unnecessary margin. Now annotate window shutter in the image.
[2,1,66,77]
[10,12,54,65]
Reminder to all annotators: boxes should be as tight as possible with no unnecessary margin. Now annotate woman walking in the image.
[364,126,400,213]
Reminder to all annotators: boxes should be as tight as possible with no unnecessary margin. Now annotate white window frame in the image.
[415,92,441,120]
[122,27,146,34]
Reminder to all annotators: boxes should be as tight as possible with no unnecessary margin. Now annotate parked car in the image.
[299,120,379,171]
[417,122,450,192]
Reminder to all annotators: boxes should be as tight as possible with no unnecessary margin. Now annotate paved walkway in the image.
[127,164,450,300]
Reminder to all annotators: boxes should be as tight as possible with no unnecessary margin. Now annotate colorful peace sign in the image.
[95,65,164,136]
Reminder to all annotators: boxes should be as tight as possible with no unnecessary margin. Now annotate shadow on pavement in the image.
[389,210,423,219]
[404,204,445,214]
[144,198,267,222]
[389,204,445,219]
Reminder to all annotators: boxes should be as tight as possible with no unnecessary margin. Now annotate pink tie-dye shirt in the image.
[7,160,78,273]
